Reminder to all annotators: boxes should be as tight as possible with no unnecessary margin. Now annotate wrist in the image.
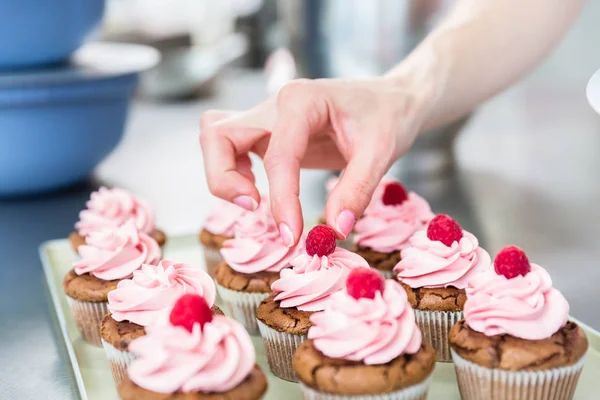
[383,37,451,134]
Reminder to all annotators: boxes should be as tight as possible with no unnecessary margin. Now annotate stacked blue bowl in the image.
[0,1,160,196]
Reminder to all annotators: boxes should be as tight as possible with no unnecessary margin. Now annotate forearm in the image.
[385,0,583,132]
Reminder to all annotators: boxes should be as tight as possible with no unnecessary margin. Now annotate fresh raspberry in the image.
[382,182,409,206]
[169,294,213,332]
[306,225,337,257]
[346,268,385,300]
[426,214,463,247]
[494,245,531,279]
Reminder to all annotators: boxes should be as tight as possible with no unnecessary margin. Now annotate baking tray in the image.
[41,234,600,400]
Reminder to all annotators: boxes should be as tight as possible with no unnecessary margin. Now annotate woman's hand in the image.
[199,0,582,247]
[200,76,434,246]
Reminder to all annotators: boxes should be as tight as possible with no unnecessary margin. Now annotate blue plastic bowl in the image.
[0,42,160,196]
[0,0,105,68]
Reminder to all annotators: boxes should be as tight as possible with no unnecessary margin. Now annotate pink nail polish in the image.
[279,223,294,248]
[336,210,355,239]
[233,196,258,211]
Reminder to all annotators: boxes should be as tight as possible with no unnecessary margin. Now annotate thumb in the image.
[325,146,391,239]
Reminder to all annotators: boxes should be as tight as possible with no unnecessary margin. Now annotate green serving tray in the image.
[40,235,600,400]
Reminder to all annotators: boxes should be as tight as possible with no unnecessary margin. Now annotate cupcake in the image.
[101,260,223,386]
[63,220,161,346]
[70,186,166,253]
[216,211,304,334]
[449,246,589,400]
[118,294,268,400]
[353,179,433,279]
[199,197,269,277]
[295,268,436,400]
[393,214,490,361]
[256,225,370,381]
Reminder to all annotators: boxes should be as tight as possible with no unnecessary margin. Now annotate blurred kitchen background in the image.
[1,1,600,397]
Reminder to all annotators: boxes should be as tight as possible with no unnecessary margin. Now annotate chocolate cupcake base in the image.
[449,320,589,400]
[294,340,435,400]
[401,283,466,362]
[215,263,278,334]
[257,320,307,382]
[256,295,313,382]
[118,365,268,400]
[63,269,119,346]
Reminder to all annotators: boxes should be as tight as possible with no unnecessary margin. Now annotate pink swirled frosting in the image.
[220,212,305,273]
[394,230,490,289]
[354,180,433,253]
[204,196,270,237]
[271,248,370,312]
[75,187,155,236]
[128,315,255,394]
[107,260,216,326]
[73,221,161,281]
[464,264,569,340]
[309,280,421,364]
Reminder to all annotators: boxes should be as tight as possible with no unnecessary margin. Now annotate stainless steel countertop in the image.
[3,5,600,398]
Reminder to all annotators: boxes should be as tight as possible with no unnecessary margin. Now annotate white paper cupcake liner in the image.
[299,376,432,400]
[414,309,463,362]
[203,246,222,279]
[257,320,307,382]
[101,339,136,387]
[66,296,109,346]
[451,349,586,400]
[216,283,269,335]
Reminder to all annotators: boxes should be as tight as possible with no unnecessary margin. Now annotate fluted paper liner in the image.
[203,247,222,279]
[101,339,136,387]
[451,349,585,400]
[66,296,108,346]
[216,283,269,334]
[299,376,432,400]
[257,319,307,382]
[414,309,462,362]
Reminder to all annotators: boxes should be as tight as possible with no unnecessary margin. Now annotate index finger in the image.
[200,121,266,209]
[264,81,327,246]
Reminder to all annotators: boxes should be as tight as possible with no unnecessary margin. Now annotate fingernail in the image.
[336,209,355,239]
[279,223,294,248]
[233,196,258,211]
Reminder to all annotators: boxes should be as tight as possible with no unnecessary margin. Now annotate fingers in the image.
[264,81,327,246]
[325,142,393,239]
[199,110,237,128]
[236,154,255,184]
[200,119,266,210]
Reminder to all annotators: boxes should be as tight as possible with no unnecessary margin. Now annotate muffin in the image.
[449,246,588,400]
[216,211,304,334]
[295,269,436,400]
[101,260,222,386]
[199,197,269,278]
[70,186,166,253]
[256,225,370,381]
[118,294,268,400]
[63,221,161,346]
[393,214,490,361]
[353,179,433,279]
